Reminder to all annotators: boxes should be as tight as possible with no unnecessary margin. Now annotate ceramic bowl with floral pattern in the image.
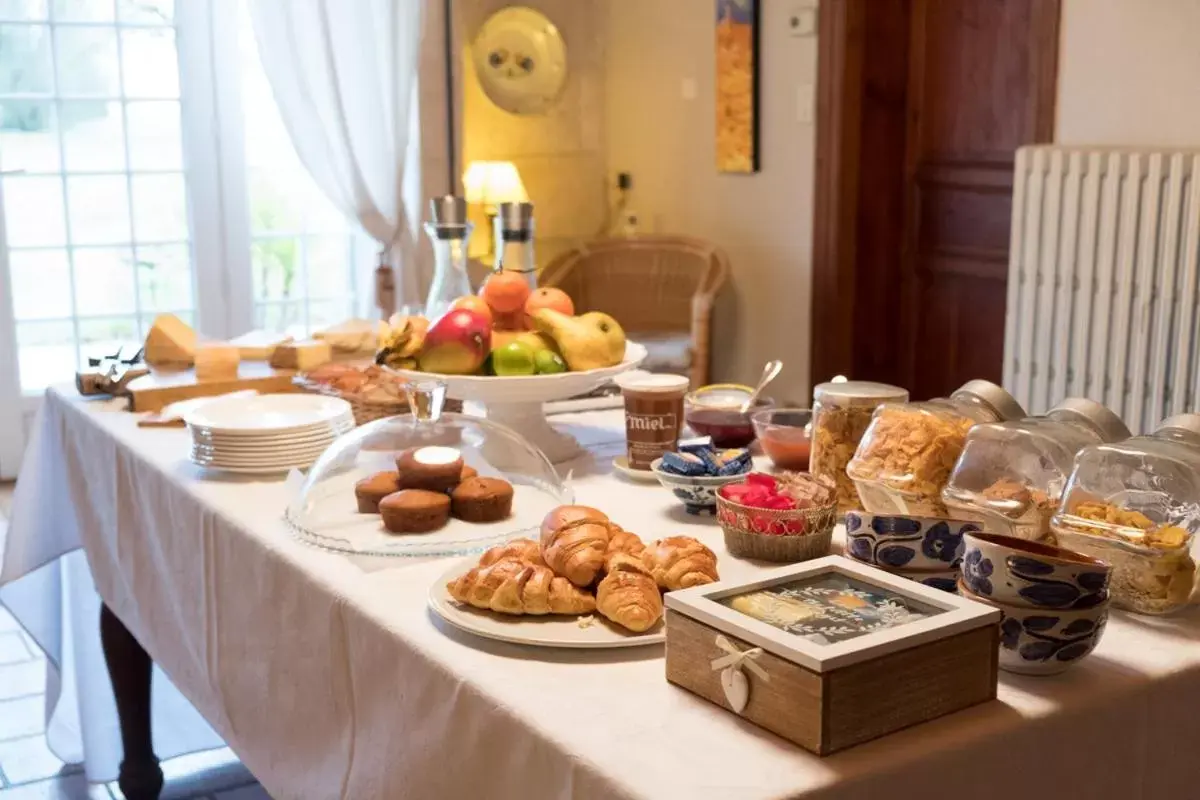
[961,531,1111,610]
[844,551,960,593]
[650,457,751,515]
[844,511,977,572]
[958,580,1109,676]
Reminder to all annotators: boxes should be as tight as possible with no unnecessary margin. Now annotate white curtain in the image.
[248,0,426,314]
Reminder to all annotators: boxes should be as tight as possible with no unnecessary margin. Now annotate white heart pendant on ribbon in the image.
[720,666,750,714]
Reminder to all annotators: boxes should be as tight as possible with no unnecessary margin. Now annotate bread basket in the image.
[715,494,838,562]
[293,376,409,426]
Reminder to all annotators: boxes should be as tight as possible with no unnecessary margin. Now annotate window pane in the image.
[52,0,114,22]
[126,100,180,169]
[78,315,138,362]
[130,173,185,240]
[0,24,52,93]
[61,100,124,171]
[247,169,302,233]
[116,0,170,23]
[4,175,65,246]
[67,174,129,244]
[0,0,48,21]
[255,301,303,335]
[306,235,355,299]
[55,26,119,96]
[135,243,190,311]
[72,246,135,315]
[9,249,71,319]
[306,298,351,332]
[17,319,75,391]
[251,236,300,302]
[121,28,177,98]
[0,100,59,171]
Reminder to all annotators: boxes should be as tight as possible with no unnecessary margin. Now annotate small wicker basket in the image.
[293,376,408,426]
[716,494,839,562]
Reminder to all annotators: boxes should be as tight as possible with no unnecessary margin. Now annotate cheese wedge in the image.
[229,330,293,361]
[194,343,241,382]
[270,340,333,371]
[144,313,196,367]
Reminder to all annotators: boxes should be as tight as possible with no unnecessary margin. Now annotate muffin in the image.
[460,464,478,483]
[396,446,464,492]
[379,489,451,533]
[355,471,402,513]
[451,477,515,523]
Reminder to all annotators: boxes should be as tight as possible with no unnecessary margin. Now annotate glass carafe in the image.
[942,398,1129,540]
[1051,414,1200,614]
[423,195,474,323]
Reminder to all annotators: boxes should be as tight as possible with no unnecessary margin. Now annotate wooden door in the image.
[811,0,1059,400]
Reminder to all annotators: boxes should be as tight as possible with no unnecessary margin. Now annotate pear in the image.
[530,309,627,372]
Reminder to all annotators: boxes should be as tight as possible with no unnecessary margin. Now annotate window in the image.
[0,0,368,394]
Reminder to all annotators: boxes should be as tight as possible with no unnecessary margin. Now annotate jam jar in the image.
[942,398,1130,541]
[1051,413,1200,615]
[846,380,1025,517]
[809,380,908,513]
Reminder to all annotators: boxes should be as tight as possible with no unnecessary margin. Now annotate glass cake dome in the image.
[285,380,572,556]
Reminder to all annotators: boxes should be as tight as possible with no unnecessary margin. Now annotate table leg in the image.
[100,604,164,800]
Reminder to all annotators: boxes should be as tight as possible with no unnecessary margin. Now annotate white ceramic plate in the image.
[189,457,311,475]
[190,448,329,466]
[428,556,665,649]
[184,394,353,434]
[190,418,353,441]
[395,342,647,405]
[611,455,659,483]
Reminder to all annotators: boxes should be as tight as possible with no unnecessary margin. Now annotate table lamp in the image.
[463,160,528,259]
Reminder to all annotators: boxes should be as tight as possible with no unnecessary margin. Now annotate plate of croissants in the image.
[430,504,721,648]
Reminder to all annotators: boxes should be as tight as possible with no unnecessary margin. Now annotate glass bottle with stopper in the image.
[423,195,474,322]
[494,201,537,289]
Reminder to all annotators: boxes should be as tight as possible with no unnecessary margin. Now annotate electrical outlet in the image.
[788,4,817,37]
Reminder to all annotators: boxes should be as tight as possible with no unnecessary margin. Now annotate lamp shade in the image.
[463,161,528,206]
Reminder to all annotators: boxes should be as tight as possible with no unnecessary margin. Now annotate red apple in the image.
[418,309,492,374]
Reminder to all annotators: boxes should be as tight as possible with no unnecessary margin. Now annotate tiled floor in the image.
[0,483,271,800]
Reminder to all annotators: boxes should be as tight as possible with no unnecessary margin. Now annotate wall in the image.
[1056,0,1200,146]
[604,0,818,403]
[455,0,608,268]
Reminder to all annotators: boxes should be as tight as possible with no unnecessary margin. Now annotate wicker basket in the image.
[716,494,838,562]
[293,377,409,426]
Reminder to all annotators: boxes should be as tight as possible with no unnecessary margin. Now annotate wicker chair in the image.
[540,235,730,387]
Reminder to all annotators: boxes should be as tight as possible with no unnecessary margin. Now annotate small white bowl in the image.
[959,580,1109,676]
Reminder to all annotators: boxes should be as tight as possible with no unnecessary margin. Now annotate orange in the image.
[450,295,493,327]
[523,287,575,325]
[480,270,531,314]
[491,309,528,332]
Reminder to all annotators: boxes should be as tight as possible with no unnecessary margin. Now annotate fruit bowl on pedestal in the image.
[392,341,646,463]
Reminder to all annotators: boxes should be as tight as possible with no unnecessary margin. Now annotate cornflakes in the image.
[810,404,876,512]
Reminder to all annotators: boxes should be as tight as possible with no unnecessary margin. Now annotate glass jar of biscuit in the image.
[1051,413,1200,615]
[846,380,1025,517]
[942,398,1129,541]
[810,380,908,513]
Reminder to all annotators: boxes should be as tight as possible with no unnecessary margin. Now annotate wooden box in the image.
[664,556,1000,755]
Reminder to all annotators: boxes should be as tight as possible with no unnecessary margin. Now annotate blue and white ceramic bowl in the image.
[961,531,1111,610]
[844,511,977,571]
[844,551,960,593]
[649,457,751,515]
[959,580,1109,676]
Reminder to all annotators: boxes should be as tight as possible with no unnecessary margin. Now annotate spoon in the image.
[740,360,783,413]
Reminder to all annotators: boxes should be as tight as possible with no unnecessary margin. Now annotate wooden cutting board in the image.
[126,363,298,413]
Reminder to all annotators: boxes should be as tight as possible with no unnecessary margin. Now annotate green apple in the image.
[534,350,568,375]
[492,341,537,376]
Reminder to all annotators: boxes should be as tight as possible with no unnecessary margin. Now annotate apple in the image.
[492,341,537,376]
[418,309,492,374]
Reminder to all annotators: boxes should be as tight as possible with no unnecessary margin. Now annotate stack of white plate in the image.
[184,394,355,474]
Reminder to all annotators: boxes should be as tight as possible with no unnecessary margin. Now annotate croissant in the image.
[642,536,719,590]
[540,505,615,587]
[596,554,663,633]
[447,558,596,616]
[606,528,646,560]
[479,538,544,567]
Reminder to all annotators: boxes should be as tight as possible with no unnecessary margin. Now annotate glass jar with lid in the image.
[1050,413,1200,615]
[809,380,908,512]
[942,398,1130,541]
[846,379,1025,517]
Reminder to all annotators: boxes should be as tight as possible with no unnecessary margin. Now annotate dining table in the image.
[2,385,1200,800]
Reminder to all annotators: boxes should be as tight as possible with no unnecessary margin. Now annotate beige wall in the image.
[1057,0,1200,146]
[604,0,818,403]
[455,0,608,267]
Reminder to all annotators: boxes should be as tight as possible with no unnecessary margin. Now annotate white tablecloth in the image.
[3,388,1200,799]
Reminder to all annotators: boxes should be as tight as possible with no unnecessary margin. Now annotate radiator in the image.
[1003,145,1200,434]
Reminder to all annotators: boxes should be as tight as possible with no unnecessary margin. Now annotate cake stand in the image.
[394,341,646,462]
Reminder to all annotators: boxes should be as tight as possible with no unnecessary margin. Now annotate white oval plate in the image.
[190,448,329,465]
[428,556,665,649]
[184,394,353,434]
[611,455,659,483]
